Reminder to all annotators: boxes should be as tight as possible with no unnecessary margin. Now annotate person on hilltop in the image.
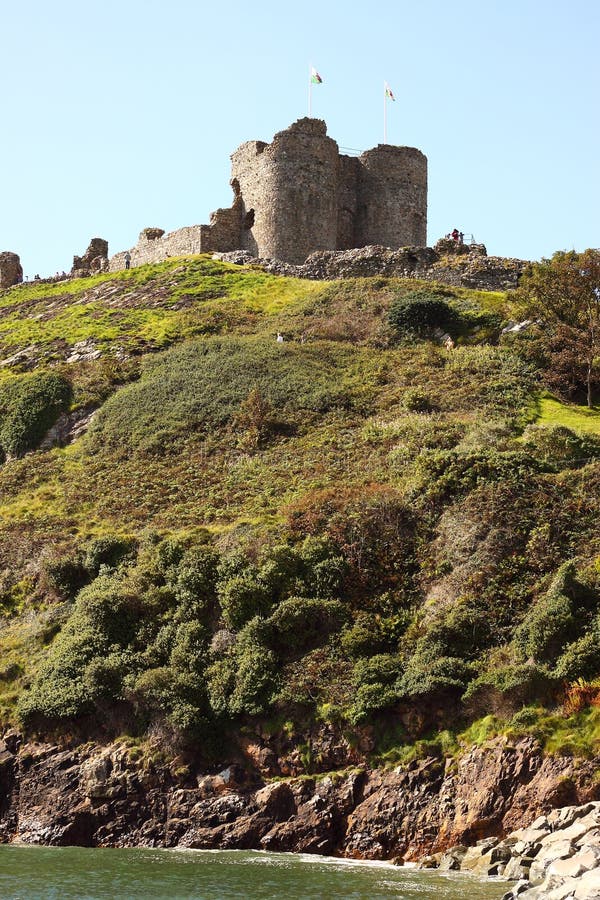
[451,228,459,242]
[124,251,131,270]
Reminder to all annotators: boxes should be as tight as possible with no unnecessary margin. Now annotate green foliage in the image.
[0,372,71,458]
[217,572,272,630]
[513,563,587,665]
[84,534,136,575]
[398,642,474,697]
[463,663,558,712]
[515,248,600,407]
[522,423,600,469]
[267,597,348,657]
[86,336,369,456]
[388,291,460,338]
[5,256,600,756]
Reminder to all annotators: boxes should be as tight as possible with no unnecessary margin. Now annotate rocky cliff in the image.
[1,732,598,862]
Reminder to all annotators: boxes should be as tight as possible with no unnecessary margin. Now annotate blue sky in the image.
[1,0,598,277]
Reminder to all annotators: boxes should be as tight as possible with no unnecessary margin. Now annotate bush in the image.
[398,642,474,697]
[464,663,558,712]
[388,292,460,339]
[555,634,600,682]
[267,597,347,656]
[521,425,600,471]
[217,572,272,630]
[513,563,582,665]
[174,546,219,619]
[84,535,136,576]
[41,550,88,599]
[0,372,72,458]
[341,611,411,657]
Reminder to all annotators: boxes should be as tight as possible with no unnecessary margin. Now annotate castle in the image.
[109,118,427,270]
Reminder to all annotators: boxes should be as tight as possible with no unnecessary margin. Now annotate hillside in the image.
[0,254,599,771]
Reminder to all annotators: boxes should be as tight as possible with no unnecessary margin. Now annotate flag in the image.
[311,67,323,84]
[385,82,395,101]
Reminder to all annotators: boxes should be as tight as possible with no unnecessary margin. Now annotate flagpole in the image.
[308,62,312,117]
[383,81,387,143]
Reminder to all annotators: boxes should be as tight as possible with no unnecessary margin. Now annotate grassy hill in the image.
[1,256,599,763]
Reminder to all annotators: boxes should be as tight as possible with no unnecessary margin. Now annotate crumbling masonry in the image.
[109,118,427,270]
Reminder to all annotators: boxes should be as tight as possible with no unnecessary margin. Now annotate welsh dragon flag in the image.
[311,67,323,84]
[385,82,395,101]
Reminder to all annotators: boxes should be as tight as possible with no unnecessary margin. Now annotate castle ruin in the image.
[109,118,427,270]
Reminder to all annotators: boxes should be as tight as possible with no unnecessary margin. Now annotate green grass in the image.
[537,396,600,435]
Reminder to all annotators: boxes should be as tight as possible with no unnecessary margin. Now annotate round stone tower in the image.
[230,118,340,264]
[356,145,427,248]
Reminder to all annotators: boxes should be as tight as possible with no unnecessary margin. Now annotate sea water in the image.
[0,846,508,899]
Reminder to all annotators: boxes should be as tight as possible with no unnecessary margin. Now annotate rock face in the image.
[0,252,23,288]
[1,733,599,864]
[72,238,109,277]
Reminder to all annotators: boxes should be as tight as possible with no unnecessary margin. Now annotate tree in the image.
[517,249,600,408]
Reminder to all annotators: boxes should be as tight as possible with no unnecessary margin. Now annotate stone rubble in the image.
[213,241,526,292]
[421,802,600,900]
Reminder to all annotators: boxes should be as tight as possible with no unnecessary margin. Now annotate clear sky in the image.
[2,0,598,277]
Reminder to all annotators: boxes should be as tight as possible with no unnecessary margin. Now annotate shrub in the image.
[341,610,411,657]
[464,663,558,712]
[401,389,432,413]
[0,372,72,458]
[174,546,219,619]
[267,597,347,657]
[521,425,600,471]
[84,535,136,576]
[228,640,278,716]
[513,563,581,665]
[388,292,460,339]
[41,550,88,599]
[555,634,600,682]
[398,642,474,697]
[217,572,272,630]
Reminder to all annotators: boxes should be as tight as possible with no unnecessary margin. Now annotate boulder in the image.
[0,251,23,288]
[574,867,600,899]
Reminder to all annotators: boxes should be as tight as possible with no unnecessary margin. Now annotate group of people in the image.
[449,228,464,243]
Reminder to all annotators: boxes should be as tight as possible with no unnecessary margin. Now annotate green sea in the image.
[0,846,509,899]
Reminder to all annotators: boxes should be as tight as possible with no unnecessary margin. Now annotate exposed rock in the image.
[3,731,600,900]
[0,252,23,289]
[212,250,257,266]
[66,339,102,363]
[72,238,109,278]
[39,407,97,450]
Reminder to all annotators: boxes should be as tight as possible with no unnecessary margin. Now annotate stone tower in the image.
[355,145,427,249]
[229,118,427,264]
[231,119,340,264]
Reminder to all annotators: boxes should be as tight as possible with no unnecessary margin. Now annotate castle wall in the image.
[109,226,205,271]
[231,119,340,265]
[355,146,427,249]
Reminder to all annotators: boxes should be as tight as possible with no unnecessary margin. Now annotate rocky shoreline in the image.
[0,731,599,872]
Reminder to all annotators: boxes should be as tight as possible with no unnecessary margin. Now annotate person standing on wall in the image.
[124,251,131,270]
